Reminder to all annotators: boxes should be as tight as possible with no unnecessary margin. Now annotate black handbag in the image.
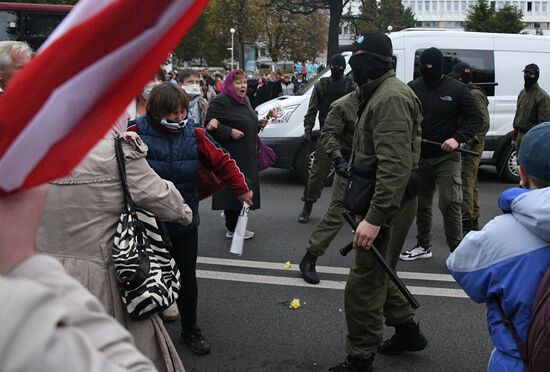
[112,137,180,320]
[343,163,377,215]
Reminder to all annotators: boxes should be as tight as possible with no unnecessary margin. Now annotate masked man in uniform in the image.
[401,48,481,260]
[449,62,490,234]
[330,32,427,372]
[511,63,550,149]
[298,54,354,223]
[299,89,358,284]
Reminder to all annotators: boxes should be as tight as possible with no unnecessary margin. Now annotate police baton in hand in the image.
[422,139,480,156]
[341,211,420,309]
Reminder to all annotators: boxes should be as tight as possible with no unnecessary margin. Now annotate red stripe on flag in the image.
[0,0,171,158]
[17,0,209,192]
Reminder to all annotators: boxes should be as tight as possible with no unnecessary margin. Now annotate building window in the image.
[527,1,532,11]
[543,2,547,12]
[535,2,540,11]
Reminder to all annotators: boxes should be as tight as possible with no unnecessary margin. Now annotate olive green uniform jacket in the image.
[320,89,359,162]
[303,77,355,130]
[467,83,490,148]
[350,70,422,227]
[512,83,550,144]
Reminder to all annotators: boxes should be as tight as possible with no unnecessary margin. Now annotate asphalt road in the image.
[165,166,512,372]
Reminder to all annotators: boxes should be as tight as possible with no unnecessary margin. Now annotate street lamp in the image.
[387,25,393,34]
[230,28,236,70]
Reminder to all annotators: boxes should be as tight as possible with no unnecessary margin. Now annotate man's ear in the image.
[518,165,530,188]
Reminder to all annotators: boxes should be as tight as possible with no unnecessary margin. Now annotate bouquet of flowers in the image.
[263,104,284,122]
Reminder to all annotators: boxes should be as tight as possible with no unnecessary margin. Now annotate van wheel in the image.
[294,142,334,186]
[497,144,520,184]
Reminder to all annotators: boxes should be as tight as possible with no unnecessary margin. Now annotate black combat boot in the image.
[182,323,211,355]
[471,218,480,231]
[328,355,374,372]
[298,201,313,223]
[377,320,427,355]
[299,252,320,284]
[462,219,473,236]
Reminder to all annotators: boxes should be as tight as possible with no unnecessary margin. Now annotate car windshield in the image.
[295,65,330,96]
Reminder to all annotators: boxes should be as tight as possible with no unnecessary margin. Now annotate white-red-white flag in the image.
[0,0,208,195]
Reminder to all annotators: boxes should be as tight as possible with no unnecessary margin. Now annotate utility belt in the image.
[343,163,418,216]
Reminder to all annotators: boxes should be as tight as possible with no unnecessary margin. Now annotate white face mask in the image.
[183,84,202,97]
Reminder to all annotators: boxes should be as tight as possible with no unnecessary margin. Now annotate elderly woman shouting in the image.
[206,69,267,239]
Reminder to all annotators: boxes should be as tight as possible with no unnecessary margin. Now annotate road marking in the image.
[197,256,455,282]
[196,270,468,299]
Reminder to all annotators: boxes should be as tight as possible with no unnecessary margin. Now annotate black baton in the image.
[342,211,420,309]
[422,139,480,156]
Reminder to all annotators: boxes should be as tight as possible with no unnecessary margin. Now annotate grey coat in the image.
[36,130,191,372]
[2,255,157,372]
[206,93,261,210]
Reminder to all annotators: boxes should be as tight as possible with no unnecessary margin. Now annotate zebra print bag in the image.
[113,137,180,320]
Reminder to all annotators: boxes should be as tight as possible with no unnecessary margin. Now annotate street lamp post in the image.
[230,28,236,70]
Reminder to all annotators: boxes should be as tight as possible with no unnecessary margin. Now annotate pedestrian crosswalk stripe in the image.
[196,270,468,299]
[197,256,455,282]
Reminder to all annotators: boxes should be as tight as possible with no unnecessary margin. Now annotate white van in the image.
[257,30,550,183]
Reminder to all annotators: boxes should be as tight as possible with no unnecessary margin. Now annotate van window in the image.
[414,49,496,96]
[295,65,329,96]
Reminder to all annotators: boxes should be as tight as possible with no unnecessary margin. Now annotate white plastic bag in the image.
[230,202,250,256]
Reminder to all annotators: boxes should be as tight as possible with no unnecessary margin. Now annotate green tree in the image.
[464,0,495,32]
[464,0,524,33]
[286,11,328,62]
[491,5,524,34]
[346,0,416,34]
[270,0,351,63]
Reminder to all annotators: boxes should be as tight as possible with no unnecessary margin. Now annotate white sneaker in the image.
[399,245,433,261]
[161,303,180,321]
[225,230,255,240]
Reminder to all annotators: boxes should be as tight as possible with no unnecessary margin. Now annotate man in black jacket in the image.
[400,47,482,260]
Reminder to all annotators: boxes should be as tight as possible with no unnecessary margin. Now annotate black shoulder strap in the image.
[495,297,528,362]
[114,137,136,213]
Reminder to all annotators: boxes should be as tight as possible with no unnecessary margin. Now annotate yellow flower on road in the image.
[289,298,301,309]
[284,261,292,269]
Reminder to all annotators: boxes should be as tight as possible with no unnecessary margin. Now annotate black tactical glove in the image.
[334,157,349,178]
[304,127,312,142]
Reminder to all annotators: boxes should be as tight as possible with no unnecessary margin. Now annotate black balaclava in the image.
[420,47,444,85]
[349,32,393,86]
[449,62,472,84]
[330,54,346,80]
[524,63,540,89]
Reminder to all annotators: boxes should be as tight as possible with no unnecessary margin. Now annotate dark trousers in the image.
[169,228,198,331]
[225,209,240,232]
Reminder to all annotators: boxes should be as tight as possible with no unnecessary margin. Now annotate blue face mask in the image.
[160,118,188,131]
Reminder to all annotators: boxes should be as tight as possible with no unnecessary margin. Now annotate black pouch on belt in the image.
[344,163,377,215]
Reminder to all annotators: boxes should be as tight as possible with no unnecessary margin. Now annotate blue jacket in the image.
[447,187,550,371]
[135,115,199,234]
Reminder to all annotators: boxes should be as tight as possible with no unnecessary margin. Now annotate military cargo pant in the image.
[345,197,417,359]
[306,174,347,257]
[461,142,483,221]
[416,151,463,251]
[303,140,332,203]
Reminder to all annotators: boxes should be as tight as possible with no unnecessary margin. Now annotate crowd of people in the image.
[1,29,550,372]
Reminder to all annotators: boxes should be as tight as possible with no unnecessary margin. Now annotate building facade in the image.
[338,0,550,41]
[406,0,550,33]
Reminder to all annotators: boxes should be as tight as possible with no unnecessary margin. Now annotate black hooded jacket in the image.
[408,75,482,157]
